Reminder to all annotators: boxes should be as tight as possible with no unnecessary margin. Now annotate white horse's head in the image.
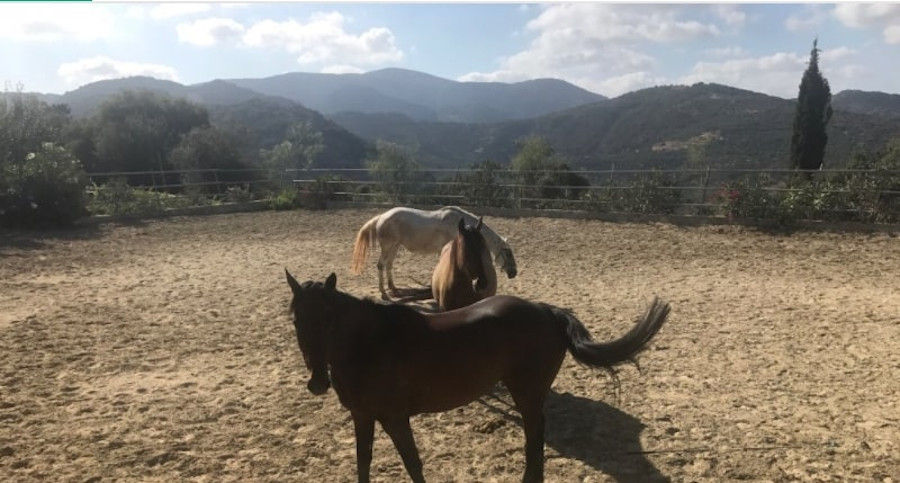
[496,237,517,279]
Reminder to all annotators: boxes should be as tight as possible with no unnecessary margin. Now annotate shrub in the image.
[616,171,680,214]
[452,160,512,208]
[86,178,192,216]
[1,142,87,226]
[224,184,253,203]
[297,176,337,209]
[268,188,301,210]
[714,174,777,219]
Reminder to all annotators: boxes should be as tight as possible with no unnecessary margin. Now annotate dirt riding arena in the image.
[1,209,897,482]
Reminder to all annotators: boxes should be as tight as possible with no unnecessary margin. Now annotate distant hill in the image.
[41,76,370,168]
[49,76,262,117]
[208,97,369,169]
[833,90,900,119]
[333,83,900,169]
[228,68,605,123]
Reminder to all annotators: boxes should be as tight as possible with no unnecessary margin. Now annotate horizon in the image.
[4,3,900,98]
[19,66,899,102]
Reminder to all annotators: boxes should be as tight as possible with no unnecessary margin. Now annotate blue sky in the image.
[3,3,900,98]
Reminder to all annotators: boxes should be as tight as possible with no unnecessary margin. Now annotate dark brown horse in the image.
[431,217,496,311]
[284,271,670,483]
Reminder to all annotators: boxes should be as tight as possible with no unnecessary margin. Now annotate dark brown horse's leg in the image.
[506,369,557,483]
[516,397,546,483]
[380,417,425,483]
[353,412,375,483]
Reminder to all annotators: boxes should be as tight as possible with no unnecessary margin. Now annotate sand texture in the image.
[1,209,898,482]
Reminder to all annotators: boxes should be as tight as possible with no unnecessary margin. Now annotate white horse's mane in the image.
[440,206,509,248]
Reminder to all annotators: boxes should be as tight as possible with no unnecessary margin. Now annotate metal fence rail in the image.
[84,167,899,223]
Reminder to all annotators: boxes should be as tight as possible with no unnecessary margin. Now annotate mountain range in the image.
[227,68,605,124]
[26,69,900,170]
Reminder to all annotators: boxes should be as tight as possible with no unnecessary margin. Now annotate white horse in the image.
[351,206,517,299]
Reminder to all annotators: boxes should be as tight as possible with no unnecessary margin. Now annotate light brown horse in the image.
[431,217,496,311]
[284,271,671,483]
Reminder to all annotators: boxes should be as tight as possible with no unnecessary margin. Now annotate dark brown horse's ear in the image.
[475,216,483,231]
[286,269,301,293]
[324,272,337,291]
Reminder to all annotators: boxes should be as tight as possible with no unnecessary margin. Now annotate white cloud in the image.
[680,48,862,98]
[714,5,747,28]
[526,4,721,44]
[242,12,403,66]
[150,4,211,20]
[886,25,900,44]
[177,17,245,47]
[57,56,179,86]
[0,4,115,42]
[705,46,749,58]
[457,4,730,96]
[595,72,667,97]
[833,4,900,44]
[321,64,365,74]
[785,6,829,32]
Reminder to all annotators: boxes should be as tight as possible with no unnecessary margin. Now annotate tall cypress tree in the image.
[790,39,833,171]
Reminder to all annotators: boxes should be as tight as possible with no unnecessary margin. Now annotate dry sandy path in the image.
[1,209,897,482]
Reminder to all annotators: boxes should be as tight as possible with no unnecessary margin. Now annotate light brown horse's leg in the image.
[353,411,375,483]
[380,417,425,483]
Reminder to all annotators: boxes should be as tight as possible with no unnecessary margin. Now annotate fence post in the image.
[699,165,711,215]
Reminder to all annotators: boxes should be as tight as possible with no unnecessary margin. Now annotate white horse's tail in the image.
[351,215,380,275]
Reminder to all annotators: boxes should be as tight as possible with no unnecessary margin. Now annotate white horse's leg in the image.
[384,244,401,294]
[376,249,389,300]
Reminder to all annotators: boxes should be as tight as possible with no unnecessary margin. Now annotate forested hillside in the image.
[334,83,900,169]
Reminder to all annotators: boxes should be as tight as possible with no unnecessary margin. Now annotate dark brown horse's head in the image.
[454,217,489,286]
[285,269,337,396]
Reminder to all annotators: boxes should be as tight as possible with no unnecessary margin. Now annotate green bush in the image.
[224,184,253,203]
[267,188,301,210]
[452,160,513,208]
[86,178,192,216]
[714,174,777,219]
[1,142,87,226]
[615,172,680,214]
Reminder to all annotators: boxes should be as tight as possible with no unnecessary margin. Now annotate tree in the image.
[790,39,833,171]
[510,136,588,201]
[366,140,422,202]
[169,126,245,190]
[0,89,70,167]
[511,136,555,183]
[93,90,208,173]
[260,121,325,184]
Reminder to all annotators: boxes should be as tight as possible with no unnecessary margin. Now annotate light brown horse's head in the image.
[454,217,490,287]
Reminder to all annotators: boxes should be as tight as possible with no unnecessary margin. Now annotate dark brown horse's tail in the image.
[550,297,670,369]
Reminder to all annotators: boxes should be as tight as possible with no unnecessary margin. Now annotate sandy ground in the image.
[0,209,898,482]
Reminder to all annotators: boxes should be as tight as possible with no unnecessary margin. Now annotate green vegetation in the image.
[790,39,833,171]
[366,141,425,203]
[86,178,195,217]
[1,142,87,225]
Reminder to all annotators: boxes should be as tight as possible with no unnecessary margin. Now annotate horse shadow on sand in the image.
[477,388,668,482]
